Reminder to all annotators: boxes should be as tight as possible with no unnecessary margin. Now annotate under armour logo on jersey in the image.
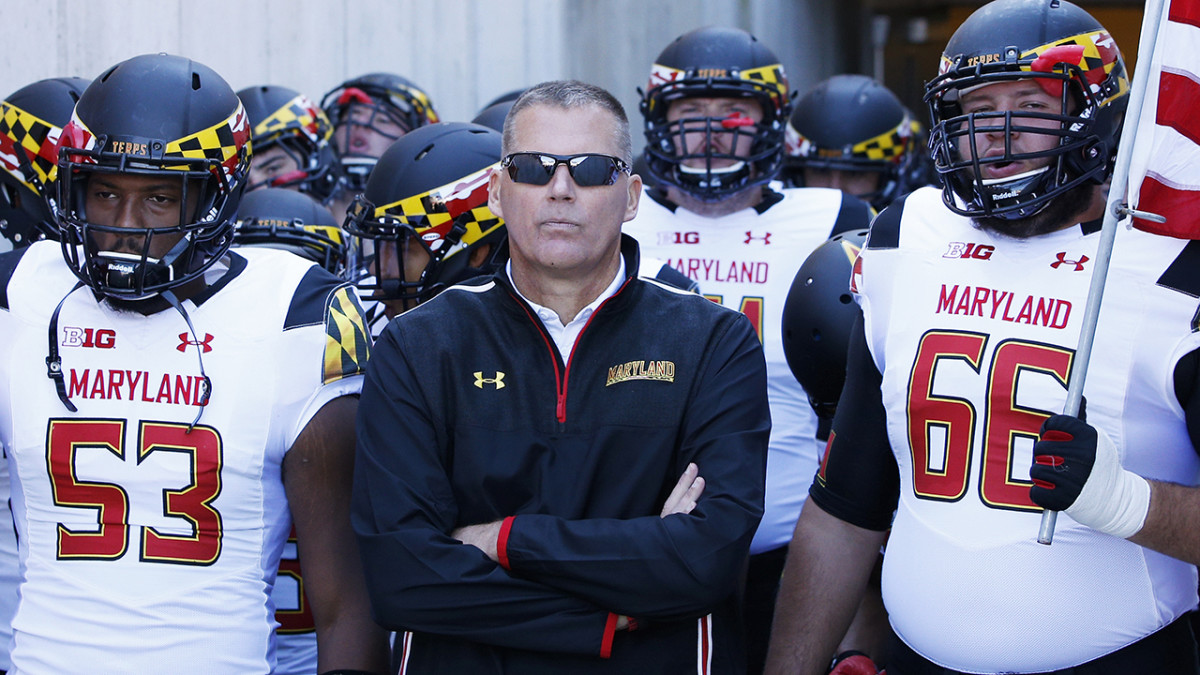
[177,332,214,353]
[1051,252,1090,271]
[744,231,772,245]
[474,371,505,389]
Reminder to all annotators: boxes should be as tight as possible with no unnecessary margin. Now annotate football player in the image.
[782,74,917,211]
[343,122,506,322]
[622,25,872,673]
[237,85,341,204]
[0,75,90,672]
[0,77,89,249]
[0,53,387,673]
[766,1,1200,673]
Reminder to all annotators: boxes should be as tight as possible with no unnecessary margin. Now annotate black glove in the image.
[1029,414,1150,538]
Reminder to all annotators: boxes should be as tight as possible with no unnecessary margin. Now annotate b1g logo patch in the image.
[944,242,994,260]
[61,327,116,349]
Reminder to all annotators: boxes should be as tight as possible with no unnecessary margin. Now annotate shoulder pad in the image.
[283,266,372,384]
[865,193,908,250]
[0,247,31,311]
[829,193,874,238]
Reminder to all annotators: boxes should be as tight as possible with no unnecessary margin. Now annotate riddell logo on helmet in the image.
[108,141,149,156]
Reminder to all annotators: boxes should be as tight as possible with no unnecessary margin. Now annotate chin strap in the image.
[160,289,212,432]
[45,285,212,431]
[46,281,86,413]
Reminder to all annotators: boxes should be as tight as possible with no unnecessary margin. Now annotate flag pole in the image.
[1039,0,1170,544]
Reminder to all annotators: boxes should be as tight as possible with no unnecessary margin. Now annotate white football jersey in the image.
[0,462,18,671]
[0,243,370,673]
[859,187,1200,671]
[625,187,858,553]
[271,526,318,674]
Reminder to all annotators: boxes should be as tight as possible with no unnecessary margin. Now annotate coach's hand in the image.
[661,463,705,518]
[1029,414,1150,539]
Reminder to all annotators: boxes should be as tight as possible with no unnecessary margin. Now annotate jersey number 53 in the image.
[47,418,224,565]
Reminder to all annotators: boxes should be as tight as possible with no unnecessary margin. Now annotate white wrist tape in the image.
[1064,426,1151,539]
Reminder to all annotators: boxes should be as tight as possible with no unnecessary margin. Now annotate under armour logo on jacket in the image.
[177,333,214,353]
[474,372,505,389]
[1051,252,1089,271]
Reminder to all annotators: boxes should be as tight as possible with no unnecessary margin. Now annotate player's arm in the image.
[284,395,390,673]
[490,313,770,619]
[765,315,898,675]
[766,502,887,675]
[353,328,623,656]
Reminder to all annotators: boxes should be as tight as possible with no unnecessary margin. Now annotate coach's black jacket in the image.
[352,235,770,674]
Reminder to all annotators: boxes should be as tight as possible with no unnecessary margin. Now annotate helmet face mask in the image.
[923,0,1128,221]
[60,165,224,300]
[343,123,504,313]
[321,74,440,192]
[54,54,251,301]
[640,27,792,201]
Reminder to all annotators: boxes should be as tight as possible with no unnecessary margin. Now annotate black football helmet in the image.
[471,100,516,134]
[783,75,914,210]
[924,0,1128,220]
[238,85,340,202]
[640,26,792,201]
[321,73,439,192]
[343,122,504,306]
[234,188,345,275]
[781,228,868,419]
[0,77,88,246]
[54,53,251,300]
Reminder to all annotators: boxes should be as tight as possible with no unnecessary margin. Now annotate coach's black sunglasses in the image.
[501,152,631,187]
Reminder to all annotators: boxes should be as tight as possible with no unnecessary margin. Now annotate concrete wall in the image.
[0,0,858,149]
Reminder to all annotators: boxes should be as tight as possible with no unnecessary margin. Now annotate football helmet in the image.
[640,26,792,201]
[343,122,504,306]
[0,77,89,246]
[471,99,516,134]
[783,75,914,210]
[924,0,1128,220]
[238,85,340,202]
[781,228,868,419]
[54,53,251,300]
[321,73,439,191]
[234,187,346,275]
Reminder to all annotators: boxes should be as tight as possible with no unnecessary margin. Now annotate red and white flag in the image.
[1128,0,1200,238]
